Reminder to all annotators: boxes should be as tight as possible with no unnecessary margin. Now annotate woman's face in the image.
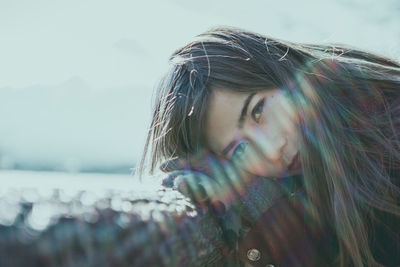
[204,87,302,178]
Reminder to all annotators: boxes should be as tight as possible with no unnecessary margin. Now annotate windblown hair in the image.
[139,26,400,266]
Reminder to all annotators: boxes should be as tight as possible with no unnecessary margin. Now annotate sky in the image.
[0,0,399,173]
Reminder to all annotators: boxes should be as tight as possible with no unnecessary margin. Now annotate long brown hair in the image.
[139,26,400,266]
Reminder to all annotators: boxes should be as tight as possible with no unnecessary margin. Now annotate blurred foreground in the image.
[0,170,231,266]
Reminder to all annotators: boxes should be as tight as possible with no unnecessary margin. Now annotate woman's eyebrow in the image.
[221,92,256,156]
[238,93,256,129]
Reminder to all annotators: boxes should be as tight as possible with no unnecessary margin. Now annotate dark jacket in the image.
[162,165,399,266]
[235,172,400,267]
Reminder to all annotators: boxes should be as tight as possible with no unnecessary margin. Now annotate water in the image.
[0,170,162,192]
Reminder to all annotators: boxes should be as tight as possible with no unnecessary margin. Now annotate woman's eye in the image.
[232,142,248,160]
[252,98,265,122]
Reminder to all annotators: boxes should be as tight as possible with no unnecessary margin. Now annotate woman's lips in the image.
[288,152,301,171]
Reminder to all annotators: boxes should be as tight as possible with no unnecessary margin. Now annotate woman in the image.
[139,26,400,266]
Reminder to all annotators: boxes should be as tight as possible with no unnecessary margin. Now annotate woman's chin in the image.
[253,168,302,179]
[247,168,285,179]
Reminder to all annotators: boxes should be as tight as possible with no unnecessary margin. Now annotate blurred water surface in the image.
[0,170,162,191]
